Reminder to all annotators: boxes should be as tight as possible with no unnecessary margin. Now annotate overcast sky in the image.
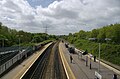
[0,0,120,35]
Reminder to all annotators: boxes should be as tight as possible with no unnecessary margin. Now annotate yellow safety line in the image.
[14,53,37,79]
[14,43,52,79]
[59,42,76,79]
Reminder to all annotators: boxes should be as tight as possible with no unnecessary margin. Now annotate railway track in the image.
[22,42,67,79]
[0,51,18,66]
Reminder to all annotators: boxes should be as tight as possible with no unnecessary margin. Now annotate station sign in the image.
[95,71,102,79]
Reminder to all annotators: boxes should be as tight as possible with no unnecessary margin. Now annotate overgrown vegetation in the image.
[0,22,56,47]
[63,23,120,66]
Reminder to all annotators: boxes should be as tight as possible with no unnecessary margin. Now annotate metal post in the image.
[2,39,8,48]
[19,37,20,53]
[2,39,4,47]
[98,43,100,72]
[78,52,79,59]
[81,53,82,59]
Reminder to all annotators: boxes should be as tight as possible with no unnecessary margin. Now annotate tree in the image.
[0,22,57,46]
[78,30,87,39]
[97,27,106,42]
[112,24,120,43]
[91,29,99,38]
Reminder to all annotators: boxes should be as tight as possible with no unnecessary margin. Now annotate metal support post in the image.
[98,43,100,72]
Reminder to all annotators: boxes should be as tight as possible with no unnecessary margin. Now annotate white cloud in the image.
[0,0,120,35]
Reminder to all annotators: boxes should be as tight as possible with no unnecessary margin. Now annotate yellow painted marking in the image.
[59,42,76,79]
[13,43,52,79]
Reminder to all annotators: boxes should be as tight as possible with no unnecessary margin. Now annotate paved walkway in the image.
[60,42,120,79]
[1,43,52,79]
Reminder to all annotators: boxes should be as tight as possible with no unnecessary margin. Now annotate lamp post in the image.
[32,36,36,51]
[17,35,23,52]
[0,35,7,47]
[2,38,8,47]
[0,38,8,65]
[2,39,4,47]
[98,43,100,72]
[19,37,20,52]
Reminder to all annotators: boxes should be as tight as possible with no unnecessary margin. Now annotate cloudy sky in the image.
[0,0,120,35]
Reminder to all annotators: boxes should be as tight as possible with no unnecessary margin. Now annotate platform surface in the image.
[59,42,120,79]
[1,43,52,79]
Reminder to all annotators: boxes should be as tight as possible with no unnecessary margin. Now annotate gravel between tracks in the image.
[22,42,67,79]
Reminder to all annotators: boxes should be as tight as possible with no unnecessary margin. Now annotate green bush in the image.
[69,39,120,66]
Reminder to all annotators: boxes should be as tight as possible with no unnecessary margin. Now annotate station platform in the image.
[1,43,52,79]
[59,42,120,79]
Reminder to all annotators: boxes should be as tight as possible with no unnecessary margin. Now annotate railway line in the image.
[0,41,51,78]
[0,51,19,66]
[22,42,67,79]
[0,46,26,66]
